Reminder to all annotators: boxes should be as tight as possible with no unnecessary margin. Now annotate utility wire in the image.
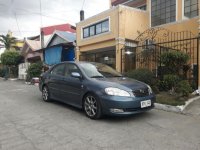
[39,0,43,27]
[14,12,22,37]
[81,0,86,10]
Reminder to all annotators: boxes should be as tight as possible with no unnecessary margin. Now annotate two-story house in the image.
[76,0,199,87]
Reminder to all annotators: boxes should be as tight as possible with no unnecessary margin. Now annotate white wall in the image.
[18,63,30,80]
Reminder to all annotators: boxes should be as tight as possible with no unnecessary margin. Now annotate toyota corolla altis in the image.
[39,61,155,119]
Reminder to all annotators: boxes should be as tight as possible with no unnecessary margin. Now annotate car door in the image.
[48,63,66,100]
[62,63,83,107]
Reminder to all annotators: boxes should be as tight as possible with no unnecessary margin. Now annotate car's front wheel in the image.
[83,94,102,119]
[42,86,51,102]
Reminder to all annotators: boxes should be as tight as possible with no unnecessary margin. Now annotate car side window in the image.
[51,64,65,76]
[64,64,80,77]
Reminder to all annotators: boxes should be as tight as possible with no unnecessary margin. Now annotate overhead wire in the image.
[81,0,86,10]
[39,0,43,27]
[14,12,22,37]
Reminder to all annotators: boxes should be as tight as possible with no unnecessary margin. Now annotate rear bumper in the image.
[100,94,156,116]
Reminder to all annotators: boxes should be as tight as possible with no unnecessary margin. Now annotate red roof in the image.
[41,23,76,36]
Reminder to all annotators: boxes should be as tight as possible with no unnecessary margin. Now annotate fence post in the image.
[198,37,200,90]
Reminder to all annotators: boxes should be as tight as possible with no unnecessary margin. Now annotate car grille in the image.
[124,104,154,112]
[132,87,150,97]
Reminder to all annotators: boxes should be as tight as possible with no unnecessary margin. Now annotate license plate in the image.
[141,100,151,108]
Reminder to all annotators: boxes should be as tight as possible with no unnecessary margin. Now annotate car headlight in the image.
[147,85,153,94]
[105,87,131,97]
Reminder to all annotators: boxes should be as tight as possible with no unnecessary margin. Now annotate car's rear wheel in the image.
[83,94,102,119]
[42,86,51,102]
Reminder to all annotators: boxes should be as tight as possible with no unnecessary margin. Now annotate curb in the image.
[0,77,18,81]
[8,78,18,81]
[154,96,200,113]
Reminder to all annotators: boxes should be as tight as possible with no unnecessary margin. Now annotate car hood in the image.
[93,77,147,90]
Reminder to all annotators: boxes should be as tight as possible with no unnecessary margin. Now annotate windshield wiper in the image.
[90,76,104,78]
[106,75,123,78]
[113,75,123,77]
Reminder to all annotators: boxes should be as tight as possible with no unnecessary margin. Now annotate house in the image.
[14,39,24,51]
[41,23,76,48]
[19,39,42,79]
[21,39,42,63]
[111,0,147,10]
[43,30,76,66]
[76,0,199,87]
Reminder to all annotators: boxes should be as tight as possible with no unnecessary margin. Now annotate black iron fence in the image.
[122,37,199,88]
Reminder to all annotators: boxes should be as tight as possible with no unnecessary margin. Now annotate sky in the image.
[0,0,110,39]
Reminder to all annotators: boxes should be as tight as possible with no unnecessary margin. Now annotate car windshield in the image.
[79,62,122,78]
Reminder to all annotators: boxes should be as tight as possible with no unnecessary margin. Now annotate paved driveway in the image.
[0,80,200,150]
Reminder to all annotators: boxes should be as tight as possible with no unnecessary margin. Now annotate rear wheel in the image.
[42,86,51,102]
[83,94,102,119]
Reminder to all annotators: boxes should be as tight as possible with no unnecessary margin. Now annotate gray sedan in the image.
[39,61,155,119]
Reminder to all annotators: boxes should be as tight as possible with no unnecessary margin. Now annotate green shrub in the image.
[163,74,179,92]
[160,51,189,75]
[176,80,192,97]
[125,68,154,85]
[0,68,6,77]
[26,62,43,81]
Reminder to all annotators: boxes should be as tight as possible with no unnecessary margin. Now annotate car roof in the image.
[60,61,99,65]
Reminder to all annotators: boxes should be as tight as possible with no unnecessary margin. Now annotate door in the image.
[48,64,65,100]
[62,63,83,107]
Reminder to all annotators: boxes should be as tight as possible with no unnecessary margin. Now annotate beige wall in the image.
[119,6,149,39]
[76,7,119,48]
[77,0,199,74]
[76,5,149,47]
[76,5,149,71]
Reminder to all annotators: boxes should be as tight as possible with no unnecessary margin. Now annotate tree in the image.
[160,51,190,76]
[26,62,43,81]
[0,51,22,78]
[0,51,21,66]
[160,51,192,95]
[0,34,16,50]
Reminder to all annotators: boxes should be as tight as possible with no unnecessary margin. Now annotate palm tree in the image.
[0,34,16,50]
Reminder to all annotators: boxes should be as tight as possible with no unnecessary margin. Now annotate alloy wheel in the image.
[84,94,102,119]
[42,86,50,102]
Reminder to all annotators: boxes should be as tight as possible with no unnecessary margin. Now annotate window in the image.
[102,20,109,32]
[83,28,89,38]
[64,64,80,77]
[138,5,147,10]
[51,64,65,76]
[96,24,101,34]
[83,19,109,38]
[89,26,95,36]
[151,0,176,27]
[184,0,199,18]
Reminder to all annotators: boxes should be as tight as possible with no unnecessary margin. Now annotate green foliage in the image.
[0,34,16,50]
[0,51,21,66]
[0,67,6,77]
[176,80,192,97]
[163,74,179,91]
[160,51,190,75]
[125,68,154,85]
[26,62,43,81]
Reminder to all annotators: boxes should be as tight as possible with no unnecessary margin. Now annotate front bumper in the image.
[100,94,156,116]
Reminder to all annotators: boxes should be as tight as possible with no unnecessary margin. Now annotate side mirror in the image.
[71,72,82,79]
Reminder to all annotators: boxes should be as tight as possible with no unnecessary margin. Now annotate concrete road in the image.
[183,98,200,116]
[0,80,200,150]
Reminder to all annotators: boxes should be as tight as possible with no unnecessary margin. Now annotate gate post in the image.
[76,46,80,61]
[198,37,200,90]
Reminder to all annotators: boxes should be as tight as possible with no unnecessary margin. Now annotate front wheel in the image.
[83,94,102,119]
[42,86,51,102]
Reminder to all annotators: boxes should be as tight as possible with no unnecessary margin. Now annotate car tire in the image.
[83,93,102,119]
[42,86,51,102]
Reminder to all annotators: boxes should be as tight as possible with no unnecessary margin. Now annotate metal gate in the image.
[121,27,199,88]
